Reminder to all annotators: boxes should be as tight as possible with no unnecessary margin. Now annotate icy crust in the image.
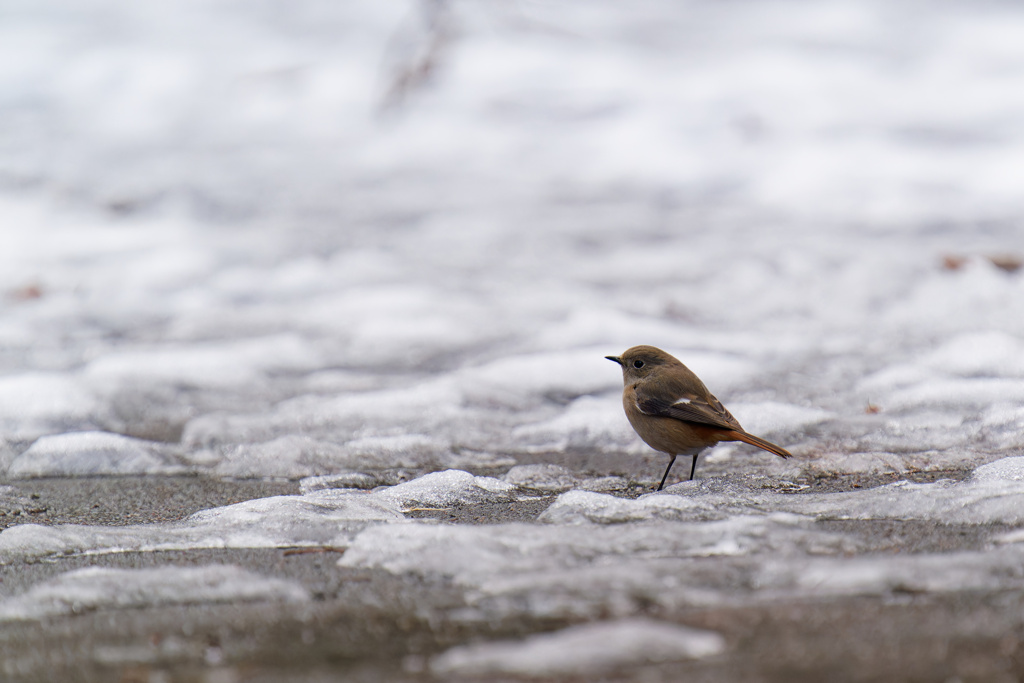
[337,516,1024,619]
[543,457,1024,525]
[0,374,105,442]
[339,515,858,575]
[184,382,1021,481]
[0,470,517,561]
[0,492,387,561]
[4,463,1024,623]
[9,431,186,478]
[788,457,1024,524]
[179,393,832,482]
[300,471,396,493]
[370,470,517,508]
[338,517,858,619]
[205,434,461,479]
[785,448,985,479]
[541,490,714,524]
[180,351,652,478]
[301,465,626,495]
[2,335,1021,481]
[502,464,580,493]
[8,457,1024,564]
[756,547,1024,598]
[0,495,394,562]
[339,516,860,611]
[0,565,308,621]
[430,618,726,677]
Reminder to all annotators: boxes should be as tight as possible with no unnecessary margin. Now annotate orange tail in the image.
[724,430,791,459]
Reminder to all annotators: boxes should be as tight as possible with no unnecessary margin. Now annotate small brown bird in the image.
[607,345,791,490]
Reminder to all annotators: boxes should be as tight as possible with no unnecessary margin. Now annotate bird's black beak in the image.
[605,355,623,366]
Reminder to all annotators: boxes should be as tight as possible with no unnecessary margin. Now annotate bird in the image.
[606,345,791,490]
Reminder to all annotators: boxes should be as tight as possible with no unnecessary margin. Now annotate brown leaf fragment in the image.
[988,254,1022,273]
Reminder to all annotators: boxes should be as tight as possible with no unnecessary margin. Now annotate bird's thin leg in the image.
[657,454,677,491]
[688,452,700,480]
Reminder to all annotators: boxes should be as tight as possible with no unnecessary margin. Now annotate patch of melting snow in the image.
[299,471,396,493]
[786,456,1024,524]
[0,374,104,442]
[0,565,309,621]
[6,456,1024,565]
[429,618,726,677]
[83,334,324,388]
[0,470,519,561]
[510,395,645,454]
[756,546,1024,598]
[338,514,856,580]
[0,491,401,561]
[0,1,1023,487]
[371,469,518,509]
[334,502,1024,618]
[9,431,186,478]
[723,401,834,437]
[541,457,1024,525]
[541,490,707,524]
[503,464,579,492]
[2,456,1024,620]
[338,515,860,618]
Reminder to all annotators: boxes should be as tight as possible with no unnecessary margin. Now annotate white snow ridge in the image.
[431,618,726,677]
[0,565,309,621]
[9,431,186,478]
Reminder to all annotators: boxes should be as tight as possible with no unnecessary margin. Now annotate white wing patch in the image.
[634,396,696,416]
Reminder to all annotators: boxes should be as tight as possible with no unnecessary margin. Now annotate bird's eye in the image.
[632,359,645,369]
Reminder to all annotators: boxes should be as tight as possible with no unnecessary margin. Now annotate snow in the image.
[540,490,710,525]
[760,548,1024,597]
[335,516,864,620]
[431,618,726,677]
[0,470,518,561]
[0,0,1023,646]
[0,491,403,561]
[338,515,859,615]
[84,334,324,388]
[541,457,1024,525]
[299,471,391,493]
[0,374,102,442]
[372,469,517,508]
[511,395,644,454]
[0,565,309,621]
[9,431,185,478]
[725,402,834,437]
[503,464,579,493]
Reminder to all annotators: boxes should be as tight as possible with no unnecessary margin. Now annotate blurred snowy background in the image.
[1,0,1024,680]
[1,0,1021,480]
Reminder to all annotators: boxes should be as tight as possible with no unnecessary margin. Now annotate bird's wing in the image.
[635,391,743,432]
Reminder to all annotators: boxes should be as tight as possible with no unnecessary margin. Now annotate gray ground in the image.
[2,466,1021,683]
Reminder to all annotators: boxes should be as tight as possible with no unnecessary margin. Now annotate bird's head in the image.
[605,345,681,382]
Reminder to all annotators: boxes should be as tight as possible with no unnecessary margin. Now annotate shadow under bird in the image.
[606,345,791,490]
